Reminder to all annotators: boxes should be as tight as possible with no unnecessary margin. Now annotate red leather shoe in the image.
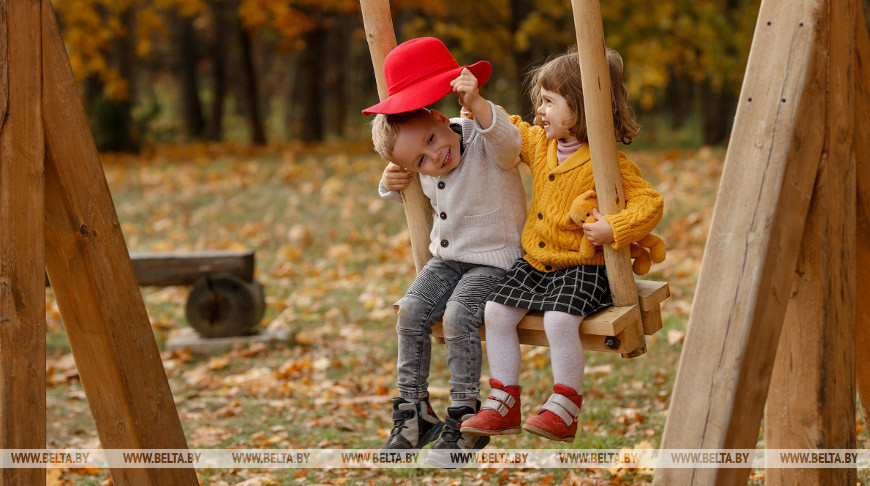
[522,384,583,442]
[459,379,522,436]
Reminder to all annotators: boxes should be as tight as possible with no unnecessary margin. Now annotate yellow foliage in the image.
[102,70,130,101]
[48,0,757,120]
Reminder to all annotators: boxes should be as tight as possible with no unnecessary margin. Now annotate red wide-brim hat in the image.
[362,37,492,116]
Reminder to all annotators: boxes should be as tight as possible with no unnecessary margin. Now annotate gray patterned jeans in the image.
[395,257,506,402]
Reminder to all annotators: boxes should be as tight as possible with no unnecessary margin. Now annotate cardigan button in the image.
[545,265,553,271]
[437,181,446,189]
[538,241,546,248]
[440,212,447,220]
[537,213,543,220]
[548,174,555,181]
[440,240,449,248]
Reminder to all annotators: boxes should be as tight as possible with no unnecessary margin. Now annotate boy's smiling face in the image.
[390,110,462,177]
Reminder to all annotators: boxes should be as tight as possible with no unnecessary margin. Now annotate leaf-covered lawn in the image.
[43,143,867,485]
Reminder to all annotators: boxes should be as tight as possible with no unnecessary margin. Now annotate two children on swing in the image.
[363,37,663,456]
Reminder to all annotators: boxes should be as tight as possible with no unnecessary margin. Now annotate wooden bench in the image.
[48,250,265,338]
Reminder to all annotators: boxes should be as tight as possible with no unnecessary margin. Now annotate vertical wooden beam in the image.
[855,1,870,423]
[0,0,6,122]
[40,3,196,485]
[570,0,644,356]
[766,1,857,483]
[655,1,829,484]
[360,0,433,273]
[0,0,46,485]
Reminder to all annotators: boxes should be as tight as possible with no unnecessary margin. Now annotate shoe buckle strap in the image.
[481,388,516,416]
[392,410,412,420]
[542,394,580,425]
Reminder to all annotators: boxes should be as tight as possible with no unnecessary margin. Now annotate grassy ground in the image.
[43,143,868,485]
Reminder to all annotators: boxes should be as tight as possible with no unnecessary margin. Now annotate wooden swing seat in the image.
[396,279,669,355]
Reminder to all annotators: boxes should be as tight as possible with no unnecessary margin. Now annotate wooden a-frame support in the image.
[360,0,669,357]
[656,0,868,484]
[0,1,197,485]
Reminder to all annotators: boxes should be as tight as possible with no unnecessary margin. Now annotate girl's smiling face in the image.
[537,87,577,143]
[390,110,462,177]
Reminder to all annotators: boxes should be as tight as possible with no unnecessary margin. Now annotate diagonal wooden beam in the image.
[0,0,46,485]
[765,0,858,483]
[855,1,870,423]
[655,1,832,484]
[40,2,196,484]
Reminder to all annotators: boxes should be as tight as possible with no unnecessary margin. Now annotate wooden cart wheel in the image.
[185,273,265,338]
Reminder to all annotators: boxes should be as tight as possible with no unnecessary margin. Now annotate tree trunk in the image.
[664,71,694,129]
[510,0,535,119]
[109,6,137,151]
[239,23,266,144]
[296,28,325,142]
[174,14,205,140]
[207,0,229,141]
[699,80,736,145]
[283,51,300,140]
[322,18,347,138]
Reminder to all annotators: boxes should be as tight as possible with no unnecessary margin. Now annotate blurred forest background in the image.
[54,0,870,153]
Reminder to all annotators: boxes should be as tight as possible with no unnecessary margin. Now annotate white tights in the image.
[484,301,585,391]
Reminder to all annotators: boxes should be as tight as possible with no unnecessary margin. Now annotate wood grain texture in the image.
[855,0,870,424]
[0,0,45,484]
[40,2,196,484]
[766,1,857,483]
[359,0,433,273]
[571,0,644,357]
[655,1,830,484]
[0,0,7,124]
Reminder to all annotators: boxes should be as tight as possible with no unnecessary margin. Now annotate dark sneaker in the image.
[381,397,443,451]
[428,402,490,468]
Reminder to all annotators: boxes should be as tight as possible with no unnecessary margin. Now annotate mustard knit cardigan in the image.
[511,117,664,272]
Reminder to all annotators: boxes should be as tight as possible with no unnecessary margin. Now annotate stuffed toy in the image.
[569,189,601,259]
[629,234,666,275]
[570,190,666,275]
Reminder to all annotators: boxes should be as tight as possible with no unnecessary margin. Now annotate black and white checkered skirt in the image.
[488,258,613,316]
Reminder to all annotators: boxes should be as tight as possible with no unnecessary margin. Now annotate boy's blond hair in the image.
[370,109,431,161]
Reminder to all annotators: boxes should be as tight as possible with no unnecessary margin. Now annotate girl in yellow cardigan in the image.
[461,49,663,442]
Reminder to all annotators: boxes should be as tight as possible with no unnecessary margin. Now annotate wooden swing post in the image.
[765,0,858,484]
[360,0,433,273]
[856,1,870,424]
[0,1,46,484]
[0,1,198,484]
[570,0,645,357]
[655,0,865,484]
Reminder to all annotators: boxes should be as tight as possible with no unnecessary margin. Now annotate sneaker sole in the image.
[521,423,574,442]
[459,426,521,436]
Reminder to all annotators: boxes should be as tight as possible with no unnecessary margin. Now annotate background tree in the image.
[52,0,866,149]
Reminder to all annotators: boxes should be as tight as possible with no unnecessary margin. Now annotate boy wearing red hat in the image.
[363,37,525,466]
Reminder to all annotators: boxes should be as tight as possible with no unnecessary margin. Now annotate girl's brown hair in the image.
[528,48,641,144]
